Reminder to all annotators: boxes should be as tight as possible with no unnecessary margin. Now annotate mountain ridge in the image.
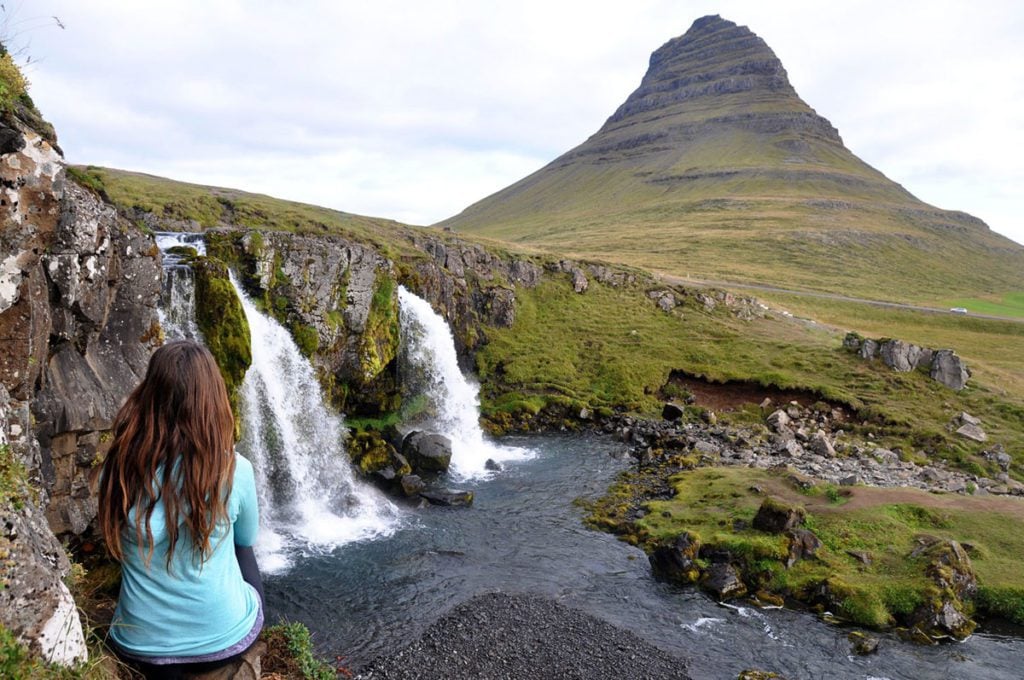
[441,15,1023,302]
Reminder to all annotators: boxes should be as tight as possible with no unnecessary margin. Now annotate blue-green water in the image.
[264,432,1024,679]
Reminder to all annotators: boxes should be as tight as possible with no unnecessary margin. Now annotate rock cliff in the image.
[0,111,161,663]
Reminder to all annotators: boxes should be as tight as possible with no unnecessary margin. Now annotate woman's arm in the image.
[233,455,260,547]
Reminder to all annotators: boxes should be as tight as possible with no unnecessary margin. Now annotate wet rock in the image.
[400,475,426,497]
[702,563,747,600]
[662,402,684,421]
[419,489,474,507]
[402,431,453,472]
[753,498,805,533]
[484,458,502,472]
[737,671,784,680]
[848,631,879,655]
[649,532,701,583]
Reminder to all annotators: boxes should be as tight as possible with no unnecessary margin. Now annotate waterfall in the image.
[398,286,533,479]
[155,232,205,341]
[155,234,402,574]
[231,274,403,573]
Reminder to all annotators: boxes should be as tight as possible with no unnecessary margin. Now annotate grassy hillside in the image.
[74,165,1024,471]
[442,17,1024,304]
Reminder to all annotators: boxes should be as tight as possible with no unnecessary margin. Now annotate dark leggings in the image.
[127,545,264,680]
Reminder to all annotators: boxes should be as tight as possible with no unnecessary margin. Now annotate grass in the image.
[69,166,420,259]
[632,467,1024,629]
[475,273,1024,469]
[441,46,1024,304]
[757,292,1024,398]
[261,622,338,680]
[944,292,1024,319]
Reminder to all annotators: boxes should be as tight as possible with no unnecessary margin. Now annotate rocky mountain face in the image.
[442,15,1024,301]
[0,111,162,664]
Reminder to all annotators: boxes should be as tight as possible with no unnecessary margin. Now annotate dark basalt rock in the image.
[401,431,453,473]
[649,532,701,583]
[419,489,474,507]
[785,528,822,568]
[701,562,747,600]
[662,402,684,421]
[752,497,804,534]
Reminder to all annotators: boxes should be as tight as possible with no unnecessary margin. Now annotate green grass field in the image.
[632,467,1024,628]
[944,292,1024,319]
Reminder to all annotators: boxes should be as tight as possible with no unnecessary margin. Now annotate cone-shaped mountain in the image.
[442,15,1023,301]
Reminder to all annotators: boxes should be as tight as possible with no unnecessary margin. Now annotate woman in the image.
[97,340,263,679]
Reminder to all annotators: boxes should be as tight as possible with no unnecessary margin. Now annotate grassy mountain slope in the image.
[441,15,1024,303]
[77,165,1024,470]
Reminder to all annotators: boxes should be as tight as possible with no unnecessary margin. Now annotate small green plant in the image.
[261,622,336,680]
[0,50,27,113]
[0,443,28,510]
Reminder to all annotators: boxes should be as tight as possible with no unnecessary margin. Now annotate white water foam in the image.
[155,232,206,341]
[231,272,403,573]
[397,286,533,479]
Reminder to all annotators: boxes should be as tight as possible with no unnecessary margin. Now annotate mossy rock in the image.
[191,256,252,419]
[358,273,400,384]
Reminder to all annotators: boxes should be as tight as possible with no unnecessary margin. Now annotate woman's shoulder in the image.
[233,453,255,484]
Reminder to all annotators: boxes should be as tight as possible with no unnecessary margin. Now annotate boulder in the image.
[930,350,970,390]
[808,432,836,457]
[906,539,978,641]
[848,631,879,655]
[786,528,822,567]
[879,339,927,372]
[649,532,701,583]
[419,489,474,507]
[752,498,805,533]
[859,339,879,360]
[402,431,453,472]
[701,563,747,600]
[766,409,790,432]
[842,332,862,351]
[955,423,987,443]
[400,475,426,497]
[661,402,684,421]
[484,458,502,472]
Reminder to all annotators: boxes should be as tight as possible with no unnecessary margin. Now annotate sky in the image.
[9,0,1024,244]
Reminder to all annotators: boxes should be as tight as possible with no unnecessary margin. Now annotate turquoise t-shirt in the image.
[109,454,261,657]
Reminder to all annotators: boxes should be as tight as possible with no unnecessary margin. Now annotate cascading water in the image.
[155,234,402,574]
[155,232,205,341]
[397,286,533,478]
[231,274,402,573]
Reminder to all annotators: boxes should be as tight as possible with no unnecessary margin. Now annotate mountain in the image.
[441,15,1024,302]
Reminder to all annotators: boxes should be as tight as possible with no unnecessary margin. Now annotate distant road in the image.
[659,274,1024,324]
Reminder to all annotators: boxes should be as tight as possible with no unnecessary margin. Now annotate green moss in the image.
[191,257,252,418]
[290,323,320,358]
[357,272,400,384]
[66,166,107,198]
[261,622,336,680]
[976,586,1024,625]
[590,465,1024,633]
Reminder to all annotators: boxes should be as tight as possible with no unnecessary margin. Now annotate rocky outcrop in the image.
[843,333,970,390]
[1,114,160,662]
[1,385,87,665]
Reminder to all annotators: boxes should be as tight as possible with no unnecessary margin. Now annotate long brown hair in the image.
[98,340,236,567]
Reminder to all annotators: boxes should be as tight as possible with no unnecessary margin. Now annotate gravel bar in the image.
[356,592,690,679]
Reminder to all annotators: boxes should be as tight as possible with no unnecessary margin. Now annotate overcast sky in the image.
[11,1,1024,244]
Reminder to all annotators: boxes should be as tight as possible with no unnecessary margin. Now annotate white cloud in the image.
[13,0,1024,243]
